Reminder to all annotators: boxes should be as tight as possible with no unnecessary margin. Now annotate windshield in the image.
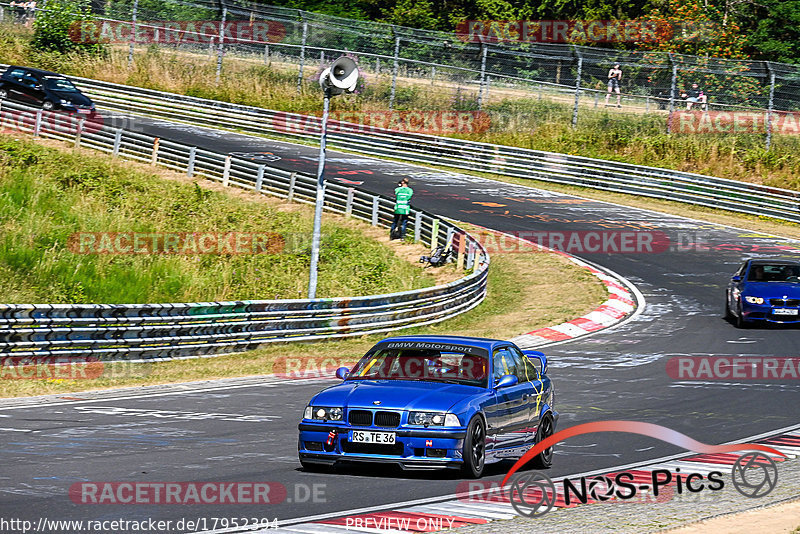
[347,346,489,387]
[747,264,800,283]
[44,77,79,92]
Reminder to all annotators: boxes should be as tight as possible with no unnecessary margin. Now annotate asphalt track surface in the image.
[2,115,799,532]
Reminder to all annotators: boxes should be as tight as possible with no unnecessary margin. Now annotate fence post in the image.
[150,138,159,164]
[128,0,138,66]
[667,53,677,133]
[255,164,265,192]
[466,243,475,270]
[222,155,231,186]
[456,234,466,270]
[345,187,354,216]
[371,196,379,226]
[414,211,422,243]
[430,219,439,248]
[477,44,488,110]
[287,171,297,201]
[33,109,42,137]
[297,19,308,92]
[766,62,776,151]
[264,44,269,65]
[215,5,227,84]
[389,31,400,111]
[187,146,196,176]
[571,46,582,129]
[113,129,122,157]
[74,118,84,148]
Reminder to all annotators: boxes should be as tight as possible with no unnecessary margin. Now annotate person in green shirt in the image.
[390,178,413,239]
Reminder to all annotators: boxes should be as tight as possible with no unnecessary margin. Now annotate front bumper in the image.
[741,302,800,324]
[298,422,467,469]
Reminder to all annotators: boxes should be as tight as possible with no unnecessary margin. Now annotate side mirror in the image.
[523,350,547,375]
[732,275,742,282]
[495,374,518,389]
[335,367,350,380]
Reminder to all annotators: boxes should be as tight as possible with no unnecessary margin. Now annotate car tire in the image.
[462,416,486,478]
[724,296,735,321]
[530,415,554,469]
[0,88,7,100]
[42,100,55,111]
[735,303,748,329]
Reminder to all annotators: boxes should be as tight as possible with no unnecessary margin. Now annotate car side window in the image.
[510,346,540,382]
[7,68,26,81]
[492,348,520,381]
[736,263,747,277]
[22,73,38,88]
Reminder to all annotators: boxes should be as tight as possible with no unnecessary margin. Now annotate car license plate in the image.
[350,430,396,444]
[773,308,799,316]
[76,109,91,114]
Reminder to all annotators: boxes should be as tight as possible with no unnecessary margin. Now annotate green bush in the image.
[32,0,105,55]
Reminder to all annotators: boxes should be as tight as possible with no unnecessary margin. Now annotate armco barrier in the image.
[0,99,489,359]
[41,72,800,224]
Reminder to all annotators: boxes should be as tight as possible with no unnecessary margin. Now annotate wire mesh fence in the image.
[1,0,799,147]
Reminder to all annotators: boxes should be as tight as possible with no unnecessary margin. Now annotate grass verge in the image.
[0,134,451,303]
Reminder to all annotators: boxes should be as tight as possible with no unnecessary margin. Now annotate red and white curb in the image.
[262,429,799,534]
[510,254,639,348]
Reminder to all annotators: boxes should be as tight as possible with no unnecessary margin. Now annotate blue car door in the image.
[488,347,536,456]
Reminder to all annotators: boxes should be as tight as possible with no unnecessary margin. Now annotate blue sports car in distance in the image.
[297,335,557,478]
[726,259,800,328]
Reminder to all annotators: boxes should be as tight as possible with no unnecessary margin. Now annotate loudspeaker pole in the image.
[307,87,331,299]
[307,56,359,299]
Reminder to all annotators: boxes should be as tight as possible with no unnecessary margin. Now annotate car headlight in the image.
[744,296,764,304]
[304,406,342,421]
[60,99,70,105]
[409,411,454,426]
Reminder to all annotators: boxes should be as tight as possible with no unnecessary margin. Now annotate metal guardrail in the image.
[0,99,489,359]
[57,74,800,223]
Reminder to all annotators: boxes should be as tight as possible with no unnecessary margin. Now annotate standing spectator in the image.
[10,0,25,23]
[605,63,622,108]
[682,83,708,111]
[390,178,413,240]
[25,1,36,26]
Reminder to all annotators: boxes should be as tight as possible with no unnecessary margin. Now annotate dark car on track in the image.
[726,259,800,327]
[298,335,557,478]
[0,66,96,114]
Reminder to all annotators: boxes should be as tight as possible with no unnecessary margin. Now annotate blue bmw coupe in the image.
[726,259,800,327]
[297,335,557,478]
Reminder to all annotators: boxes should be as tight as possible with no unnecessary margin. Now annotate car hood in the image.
[741,282,800,299]
[310,380,482,412]
[51,90,93,106]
